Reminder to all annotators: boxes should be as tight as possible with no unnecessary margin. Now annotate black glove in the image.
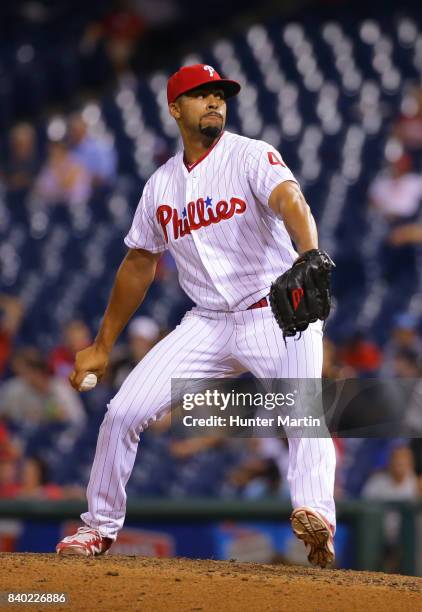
[269,249,335,338]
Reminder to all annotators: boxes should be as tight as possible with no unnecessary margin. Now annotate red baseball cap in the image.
[167,64,241,105]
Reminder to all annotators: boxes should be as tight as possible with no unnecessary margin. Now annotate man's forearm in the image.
[95,249,160,352]
[269,181,318,253]
[282,197,318,253]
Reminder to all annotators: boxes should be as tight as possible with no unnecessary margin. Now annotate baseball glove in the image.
[269,249,335,338]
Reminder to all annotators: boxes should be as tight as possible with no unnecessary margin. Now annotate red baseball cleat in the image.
[290,506,335,568]
[56,526,113,557]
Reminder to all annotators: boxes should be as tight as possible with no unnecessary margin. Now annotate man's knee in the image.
[103,397,142,437]
[103,395,165,438]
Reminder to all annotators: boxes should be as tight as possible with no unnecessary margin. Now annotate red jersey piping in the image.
[183,131,225,172]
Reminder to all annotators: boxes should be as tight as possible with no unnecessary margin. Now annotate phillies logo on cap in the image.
[203,65,215,77]
[167,64,241,105]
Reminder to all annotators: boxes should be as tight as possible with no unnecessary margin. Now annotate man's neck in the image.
[182,131,222,166]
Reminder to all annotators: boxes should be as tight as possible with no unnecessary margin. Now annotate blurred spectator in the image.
[82,0,146,83]
[17,456,63,500]
[339,332,382,375]
[391,313,421,353]
[404,379,422,439]
[0,422,8,447]
[131,0,179,27]
[33,139,92,207]
[68,113,117,186]
[0,445,84,500]
[322,337,356,379]
[0,295,24,379]
[0,348,85,427]
[362,445,419,500]
[222,439,287,500]
[390,350,421,449]
[0,449,20,499]
[341,439,394,498]
[391,348,420,379]
[224,456,281,499]
[111,316,160,388]
[410,433,422,494]
[368,153,422,220]
[49,319,92,379]
[382,314,422,377]
[362,444,420,571]
[2,123,40,193]
[393,88,422,158]
[18,454,85,500]
[0,430,21,499]
[389,222,422,246]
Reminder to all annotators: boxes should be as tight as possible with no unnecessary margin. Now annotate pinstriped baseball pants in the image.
[81,306,336,539]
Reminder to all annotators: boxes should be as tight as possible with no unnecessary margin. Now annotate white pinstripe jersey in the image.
[125,130,299,311]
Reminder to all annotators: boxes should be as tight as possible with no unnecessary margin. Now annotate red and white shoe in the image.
[56,526,113,557]
[291,506,335,568]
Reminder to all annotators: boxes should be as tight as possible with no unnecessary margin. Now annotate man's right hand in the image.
[69,343,110,391]
[67,249,161,392]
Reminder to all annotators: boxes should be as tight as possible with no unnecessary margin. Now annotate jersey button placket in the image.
[190,172,233,309]
[185,175,192,206]
[185,173,211,283]
[184,175,214,300]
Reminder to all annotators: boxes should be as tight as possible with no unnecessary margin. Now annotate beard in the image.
[199,124,222,139]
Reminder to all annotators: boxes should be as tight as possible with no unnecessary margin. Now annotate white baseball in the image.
[79,373,98,392]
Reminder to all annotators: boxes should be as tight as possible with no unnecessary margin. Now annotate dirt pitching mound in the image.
[0,554,421,611]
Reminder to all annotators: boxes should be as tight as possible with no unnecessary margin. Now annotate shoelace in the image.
[76,527,99,539]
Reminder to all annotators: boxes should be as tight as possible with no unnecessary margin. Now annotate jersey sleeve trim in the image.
[124,176,168,253]
[123,235,168,253]
[246,140,298,207]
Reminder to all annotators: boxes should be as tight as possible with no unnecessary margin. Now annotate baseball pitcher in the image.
[56,64,336,567]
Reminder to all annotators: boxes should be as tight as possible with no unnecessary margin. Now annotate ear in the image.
[168,102,181,120]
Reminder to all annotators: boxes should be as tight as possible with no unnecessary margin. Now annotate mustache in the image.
[202,111,223,120]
